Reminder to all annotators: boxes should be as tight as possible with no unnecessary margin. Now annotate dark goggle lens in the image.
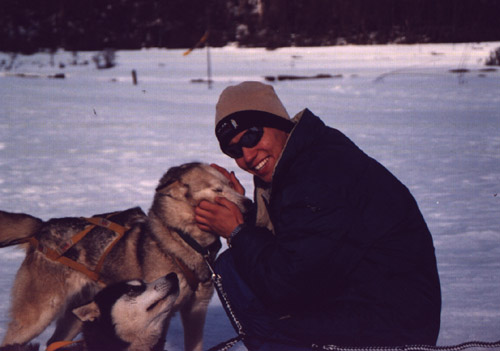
[223,127,263,158]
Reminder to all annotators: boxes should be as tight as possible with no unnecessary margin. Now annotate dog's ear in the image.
[157,180,188,200]
[73,301,101,322]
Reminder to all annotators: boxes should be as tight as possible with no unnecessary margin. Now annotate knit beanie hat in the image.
[215,81,294,150]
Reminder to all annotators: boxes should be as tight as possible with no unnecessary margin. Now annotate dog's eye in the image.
[214,188,223,193]
[126,284,145,297]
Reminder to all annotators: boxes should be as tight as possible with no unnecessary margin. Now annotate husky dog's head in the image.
[73,273,179,351]
[151,162,253,247]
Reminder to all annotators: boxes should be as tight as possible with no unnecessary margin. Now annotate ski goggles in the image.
[222,126,264,159]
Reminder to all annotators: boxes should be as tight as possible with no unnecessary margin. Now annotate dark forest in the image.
[1,0,499,54]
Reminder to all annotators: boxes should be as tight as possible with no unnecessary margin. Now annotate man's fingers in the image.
[215,196,236,209]
[197,223,212,232]
[210,164,231,179]
[230,171,245,195]
[210,164,246,195]
[197,200,219,212]
[215,197,244,222]
[195,197,244,238]
[196,200,227,220]
[194,209,210,221]
[195,209,216,233]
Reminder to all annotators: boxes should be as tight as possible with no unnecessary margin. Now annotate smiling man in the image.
[195,81,441,350]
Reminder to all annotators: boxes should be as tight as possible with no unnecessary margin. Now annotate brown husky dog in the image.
[0,162,252,351]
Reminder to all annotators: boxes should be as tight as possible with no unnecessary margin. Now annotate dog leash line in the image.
[313,340,500,351]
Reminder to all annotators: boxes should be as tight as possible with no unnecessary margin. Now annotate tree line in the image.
[1,0,499,54]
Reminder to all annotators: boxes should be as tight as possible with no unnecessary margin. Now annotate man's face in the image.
[230,127,289,183]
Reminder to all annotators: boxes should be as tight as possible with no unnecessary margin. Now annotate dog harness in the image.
[26,212,130,284]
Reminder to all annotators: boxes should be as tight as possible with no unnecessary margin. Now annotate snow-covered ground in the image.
[1,42,499,350]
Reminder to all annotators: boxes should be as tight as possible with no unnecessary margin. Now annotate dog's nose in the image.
[153,273,179,292]
[165,272,178,285]
[163,272,179,294]
[242,198,253,213]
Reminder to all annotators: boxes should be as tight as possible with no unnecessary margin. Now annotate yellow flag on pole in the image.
[183,31,209,56]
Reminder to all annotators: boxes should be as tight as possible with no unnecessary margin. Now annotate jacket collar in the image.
[252,109,325,231]
[253,108,324,189]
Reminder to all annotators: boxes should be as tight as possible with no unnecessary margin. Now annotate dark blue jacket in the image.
[229,109,441,346]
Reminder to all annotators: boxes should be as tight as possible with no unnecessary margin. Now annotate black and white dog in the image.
[1,273,179,351]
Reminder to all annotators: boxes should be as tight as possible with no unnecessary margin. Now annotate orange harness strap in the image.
[30,215,128,283]
[84,216,127,276]
[46,339,84,351]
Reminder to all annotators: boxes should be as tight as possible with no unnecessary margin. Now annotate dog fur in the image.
[0,162,252,351]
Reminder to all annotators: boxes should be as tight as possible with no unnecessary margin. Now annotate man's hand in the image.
[195,197,244,238]
[210,163,245,195]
